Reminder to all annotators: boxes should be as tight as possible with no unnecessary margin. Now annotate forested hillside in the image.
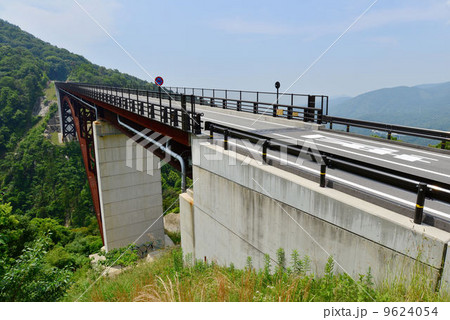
[0,19,173,301]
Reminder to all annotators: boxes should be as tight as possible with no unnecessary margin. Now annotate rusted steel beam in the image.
[62,95,105,244]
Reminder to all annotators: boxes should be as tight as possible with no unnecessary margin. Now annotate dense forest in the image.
[0,19,180,301]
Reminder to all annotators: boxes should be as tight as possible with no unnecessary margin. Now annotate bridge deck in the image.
[59,84,450,227]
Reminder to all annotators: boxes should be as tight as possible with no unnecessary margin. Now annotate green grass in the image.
[49,132,62,145]
[44,83,57,102]
[64,248,450,302]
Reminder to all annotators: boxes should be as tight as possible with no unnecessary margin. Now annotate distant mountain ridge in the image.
[329,82,450,131]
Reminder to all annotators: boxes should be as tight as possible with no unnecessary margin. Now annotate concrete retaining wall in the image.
[181,136,450,290]
[93,120,164,251]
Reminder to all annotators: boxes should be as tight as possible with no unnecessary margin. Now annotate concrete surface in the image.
[93,120,165,251]
[183,136,450,290]
[180,191,195,258]
[164,213,180,234]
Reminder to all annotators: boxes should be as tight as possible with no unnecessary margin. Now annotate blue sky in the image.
[0,0,449,96]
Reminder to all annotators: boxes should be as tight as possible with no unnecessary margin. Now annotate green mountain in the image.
[0,19,176,301]
[329,82,450,132]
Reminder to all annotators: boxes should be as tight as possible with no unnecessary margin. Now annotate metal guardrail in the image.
[165,86,329,110]
[323,115,450,149]
[205,121,450,225]
[60,82,328,124]
[166,86,328,123]
[55,82,203,134]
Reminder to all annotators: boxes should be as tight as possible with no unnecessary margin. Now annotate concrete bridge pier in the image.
[93,120,165,251]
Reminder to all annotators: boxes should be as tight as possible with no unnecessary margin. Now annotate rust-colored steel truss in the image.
[61,96,104,243]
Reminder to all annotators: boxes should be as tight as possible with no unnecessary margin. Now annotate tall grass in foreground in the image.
[64,248,449,302]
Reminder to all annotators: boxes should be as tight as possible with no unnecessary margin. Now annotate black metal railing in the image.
[59,82,328,125]
[205,121,450,225]
[165,86,328,124]
[55,82,203,134]
[323,115,450,149]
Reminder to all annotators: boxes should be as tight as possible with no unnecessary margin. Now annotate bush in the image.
[65,235,102,256]
[0,236,72,301]
[45,246,77,269]
[100,246,139,268]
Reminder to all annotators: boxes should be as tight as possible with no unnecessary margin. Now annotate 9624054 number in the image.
[383,307,438,317]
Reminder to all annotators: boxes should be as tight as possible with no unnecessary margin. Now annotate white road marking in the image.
[271,132,450,179]
[203,117,256,131]
[301,134,439,163]
[319,130,450,160]
[201,108,294,128]
[226,140,450,221]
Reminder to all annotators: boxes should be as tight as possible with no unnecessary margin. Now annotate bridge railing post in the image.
[414,183,427,224]
[194,113,202,134]
[190,94,196,114]
[223,130,229,150]
[262,140,270,163]
[287,106,293,119]
[320,156,327,188]
[305,95,315,122]
[209,124,214,141]
[181,94,189,132]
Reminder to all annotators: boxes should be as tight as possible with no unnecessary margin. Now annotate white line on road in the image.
[271,132,450,180]
[200,108,294,128]
[319,130,450,160]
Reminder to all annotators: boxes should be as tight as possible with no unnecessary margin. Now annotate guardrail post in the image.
[273,104,277,117]
[190,95,196,114]
[441,141,446,149]
[209,124,214,141]
[158,86,162,106]
[193,113,201,134]
[150,104,155,118]
[387,131,392,140]
[262,140,270,163]
[414,183,427,224]
[317,108,323,124]
[253,102,258,114]
[223,99,227,109]
[305,95,315,122]
[287,106,293,119]
[173,109,179,127]
[320,156,327,188]
[237,101,241,111]
[163,106,168,123]
[181,94,188,131]
[224,130,229,150]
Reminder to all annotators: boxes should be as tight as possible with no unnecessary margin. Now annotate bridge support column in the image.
[93,120,165,251]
